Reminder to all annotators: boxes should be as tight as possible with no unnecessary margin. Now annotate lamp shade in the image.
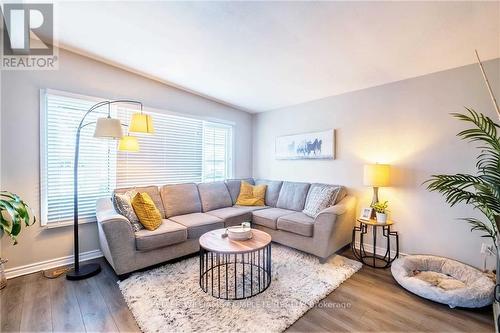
[94,117,123,138]
[129,113,154,134]
[363,164,390,187]
[118,135,140,152]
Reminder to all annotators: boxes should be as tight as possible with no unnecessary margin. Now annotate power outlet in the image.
[480,243,495,256]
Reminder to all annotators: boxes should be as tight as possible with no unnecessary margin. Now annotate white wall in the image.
[2,48,498,272]
[1,48,253,270]
[253,59,500,269]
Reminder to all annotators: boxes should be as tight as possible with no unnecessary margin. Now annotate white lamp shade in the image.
[363,164,390,187]
[118,135,140,152]
[94,117,123,138]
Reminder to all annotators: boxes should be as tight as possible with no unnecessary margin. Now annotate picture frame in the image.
[359,207,373,221]
[275,129,335,160]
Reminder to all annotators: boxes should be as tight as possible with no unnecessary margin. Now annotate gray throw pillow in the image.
[113,190,143,232]
[302,184,337,218]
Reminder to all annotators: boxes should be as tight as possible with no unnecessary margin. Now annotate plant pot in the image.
[376,212,387,223]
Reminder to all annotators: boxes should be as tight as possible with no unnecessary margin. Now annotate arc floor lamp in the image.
[66,100,154,280]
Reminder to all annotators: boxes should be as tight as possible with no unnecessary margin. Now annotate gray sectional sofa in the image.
[96,179,356,276]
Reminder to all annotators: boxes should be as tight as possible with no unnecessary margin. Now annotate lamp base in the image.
[66,263,101,280]
[370,187,379,219]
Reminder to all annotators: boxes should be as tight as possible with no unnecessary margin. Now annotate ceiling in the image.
[53,1,500,113]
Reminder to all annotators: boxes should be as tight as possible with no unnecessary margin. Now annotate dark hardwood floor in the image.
[0,249,494,332]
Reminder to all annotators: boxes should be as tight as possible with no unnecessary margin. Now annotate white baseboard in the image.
[5,243,402,279]
[4,249,103,279]
[353,241,408,257]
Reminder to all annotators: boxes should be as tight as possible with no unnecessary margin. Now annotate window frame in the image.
[40,88,235,227]
[202,121,234,183]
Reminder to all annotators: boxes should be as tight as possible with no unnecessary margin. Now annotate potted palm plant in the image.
[426,109,500,248]
[0,191,36,288]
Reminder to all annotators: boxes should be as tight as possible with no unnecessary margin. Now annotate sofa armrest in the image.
[312,195,357,257]
[96,198,131,226]
[96,198,135,271]
[316,200,348,217]
[315,195,354,222]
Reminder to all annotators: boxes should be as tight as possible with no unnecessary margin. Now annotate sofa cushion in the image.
[277,212,315,237]
[233,205,268,213]
[135,220,187,251]
[169,213,224,239]
[303,184,339,218]
[197,181,233,212]
[254,179,283,207]
[160,183,202,218]
[252,207,295,230]
[115,185,165,218]
[225,178,255,204]
[206,207,252,227]
[276,181,311,211]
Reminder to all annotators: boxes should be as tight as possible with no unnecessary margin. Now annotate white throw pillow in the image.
[302,185,337,218]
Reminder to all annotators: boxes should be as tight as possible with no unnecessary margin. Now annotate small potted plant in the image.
[0,191,36,289]
[372,201,389,223]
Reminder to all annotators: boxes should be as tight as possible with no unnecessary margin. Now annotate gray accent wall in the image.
[0,48,253,271]
[252,59,500,269]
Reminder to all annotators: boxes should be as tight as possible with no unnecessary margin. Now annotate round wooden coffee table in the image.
[199,228,272,300]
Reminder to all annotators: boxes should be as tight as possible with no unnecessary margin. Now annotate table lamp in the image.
[363,163,390,217]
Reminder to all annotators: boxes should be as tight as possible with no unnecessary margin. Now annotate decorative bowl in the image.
[227,226,252,241]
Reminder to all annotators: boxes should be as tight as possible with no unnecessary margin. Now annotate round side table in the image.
[351,218,399,268]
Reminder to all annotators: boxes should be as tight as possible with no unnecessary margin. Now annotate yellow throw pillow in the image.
[236,181,267,206]
[131,192,162,231]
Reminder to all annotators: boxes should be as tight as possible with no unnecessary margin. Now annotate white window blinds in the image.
[203,122,232,182]
[41,90,233,225]
[116,106,204,187]
[41,92,117,225]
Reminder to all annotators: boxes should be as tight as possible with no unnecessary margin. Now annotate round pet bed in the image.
[391,255,494,308]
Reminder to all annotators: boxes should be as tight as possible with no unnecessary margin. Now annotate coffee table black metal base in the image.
[199,243,271,300]
[351,219,399,268]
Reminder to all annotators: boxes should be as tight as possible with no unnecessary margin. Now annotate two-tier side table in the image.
[351,218,399,268]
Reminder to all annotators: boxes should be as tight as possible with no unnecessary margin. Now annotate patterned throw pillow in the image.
[131,192,163,231]
[113,190,143,232]
[302,184,338,218]
[330,185,345,205]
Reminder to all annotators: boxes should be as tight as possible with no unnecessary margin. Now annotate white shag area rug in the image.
[118,244,361,333]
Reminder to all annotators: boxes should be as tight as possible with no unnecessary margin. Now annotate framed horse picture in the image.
[275,129,335,160]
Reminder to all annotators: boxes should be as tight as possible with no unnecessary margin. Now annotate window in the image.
[203,122,232,182]
[41,90,233,226]
[41,91,117,225]
[116,105,204,188]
